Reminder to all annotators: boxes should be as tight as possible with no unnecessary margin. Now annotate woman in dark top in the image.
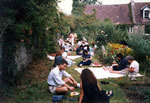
[107,53,129,74]
[78,50,92,67]
[112,53,128,71]
[53,50,63,67]
[79,69,110,103]
[76,45,82,55]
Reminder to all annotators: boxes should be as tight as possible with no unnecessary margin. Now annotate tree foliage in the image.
[0,0,65,86]
[80,0,98,5]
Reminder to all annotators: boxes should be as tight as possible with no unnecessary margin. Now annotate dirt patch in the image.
[20,58,53,85]
[122,82,150,103]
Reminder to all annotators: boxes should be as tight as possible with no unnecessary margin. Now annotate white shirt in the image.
[130,60,139,73]
[62,52,67,59]
[47,66,71,86]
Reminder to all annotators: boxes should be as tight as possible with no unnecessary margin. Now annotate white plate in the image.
[70,91,79,96]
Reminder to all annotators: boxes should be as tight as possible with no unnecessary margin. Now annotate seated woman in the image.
[78,50,92,67]
[76,45,83,55]
[79,68,112,103]
[89,45,94,56]
[61,47,74,67]
[103,53,128,72]
[53,50,63,67]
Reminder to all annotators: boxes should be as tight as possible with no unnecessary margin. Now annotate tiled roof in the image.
[134,3,150,25]
[84,2,150,25]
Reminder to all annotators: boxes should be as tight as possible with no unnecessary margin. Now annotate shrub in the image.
[97,43,133,64]
[127,34,150,62]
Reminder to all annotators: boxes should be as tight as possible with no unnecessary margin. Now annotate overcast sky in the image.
[58,0,150,15]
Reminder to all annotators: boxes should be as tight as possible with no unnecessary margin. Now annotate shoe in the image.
[107,90,113,98]
[78,64,82,67]
[101,81,109,84]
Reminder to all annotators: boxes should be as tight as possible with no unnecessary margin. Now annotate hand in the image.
[109,69,113,73]
[112,64,118,66]
[73,81,77,86]
[125,68,129,71]
[113,61,117,64]
[69,86,75,91]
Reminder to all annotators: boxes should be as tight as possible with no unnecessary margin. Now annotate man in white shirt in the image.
[47,59,79,94]
[126,55,139,80]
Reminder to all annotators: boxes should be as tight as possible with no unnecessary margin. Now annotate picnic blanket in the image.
[74,67,143,79]
[47,55,55,60]
[47,55,81,61]
[67,56,81,60]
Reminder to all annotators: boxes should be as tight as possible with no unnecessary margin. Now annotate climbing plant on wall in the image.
[0,0,64,86]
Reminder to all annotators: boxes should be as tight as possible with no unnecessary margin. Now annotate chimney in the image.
[130,0,136,24]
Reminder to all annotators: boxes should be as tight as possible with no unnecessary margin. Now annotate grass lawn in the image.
[4,52,150,103]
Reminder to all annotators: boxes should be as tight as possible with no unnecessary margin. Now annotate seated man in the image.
[125,55,139,80]
[109,53,128,72]
[109,55,139,79]
[47,59,79,94]
[78,50,92,67]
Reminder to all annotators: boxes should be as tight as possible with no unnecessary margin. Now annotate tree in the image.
[80,0,98,5]
[0,0,62,87]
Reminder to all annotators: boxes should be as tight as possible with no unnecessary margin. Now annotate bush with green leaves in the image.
[0,0,71,87]
[127,33,150,62]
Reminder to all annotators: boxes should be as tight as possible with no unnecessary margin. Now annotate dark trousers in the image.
[78,60,92,66]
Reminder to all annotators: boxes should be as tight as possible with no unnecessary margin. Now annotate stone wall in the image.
[133,25,145,34]
[15,44,33,72]
[0,43,33,89]
[128,25,145,34]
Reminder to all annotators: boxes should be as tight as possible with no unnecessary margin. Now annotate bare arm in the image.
[97,82,101,91]
[63,83,75,91]
[69,77,77,85]
[128,67,134,72]
[79,82,84,103]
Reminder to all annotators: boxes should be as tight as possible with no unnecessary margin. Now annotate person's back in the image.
[80,69,109,103]
[82,83,108,103]
[53,51,62,67]
[53,56,62,67]
[76,47,81,54]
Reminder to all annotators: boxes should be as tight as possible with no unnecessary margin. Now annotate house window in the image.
[128,26,133,33]
[145,26,150,34]
[144,10,150,19]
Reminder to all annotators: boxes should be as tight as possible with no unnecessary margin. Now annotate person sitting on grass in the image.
[106,55,139,78]
[53,50,63,67]
[61,47,74,67]
[47,59,79,94]
[78,50,92,67]
[79,68,113,103]
[76,45,82,55]
[125,55,139,80]
[105,53,128,73]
